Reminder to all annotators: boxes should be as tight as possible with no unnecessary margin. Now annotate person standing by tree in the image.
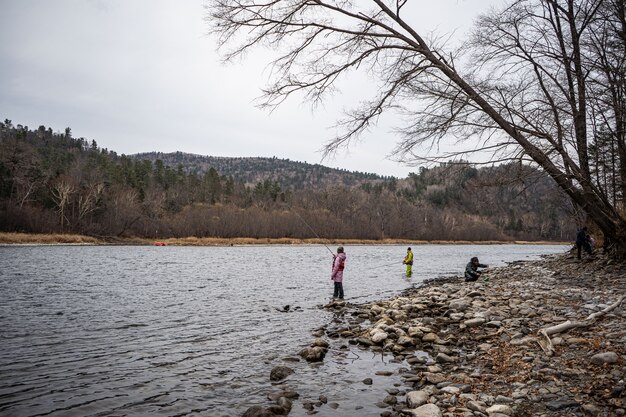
[331,246,346,299]
[465,257,488,282]
[576,227,593,260]
[403,247,413,277]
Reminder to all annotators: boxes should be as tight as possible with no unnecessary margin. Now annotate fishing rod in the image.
[292,209,335,256]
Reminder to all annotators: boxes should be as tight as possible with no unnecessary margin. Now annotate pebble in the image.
[285,253,626,417]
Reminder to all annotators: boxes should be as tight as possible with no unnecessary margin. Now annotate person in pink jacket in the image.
[331,246,347,299]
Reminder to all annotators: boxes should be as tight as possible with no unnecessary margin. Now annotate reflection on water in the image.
[0,244,565,416]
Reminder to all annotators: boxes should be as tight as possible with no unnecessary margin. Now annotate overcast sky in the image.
[0,0,501,178]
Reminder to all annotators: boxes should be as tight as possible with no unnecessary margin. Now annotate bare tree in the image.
[50,176,75,229]
[208,0,626,257]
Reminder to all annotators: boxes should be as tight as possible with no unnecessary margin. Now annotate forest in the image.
[0,120,577,241]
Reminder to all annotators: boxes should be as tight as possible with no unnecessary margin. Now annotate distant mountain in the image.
[131,152,389,190]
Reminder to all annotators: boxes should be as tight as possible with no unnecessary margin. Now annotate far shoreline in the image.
[0,232,570,247]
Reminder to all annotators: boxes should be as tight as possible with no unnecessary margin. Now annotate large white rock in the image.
[486,404,513,415]
[371,331,388,343]
[406,390,429,408]
[409,403,442,417]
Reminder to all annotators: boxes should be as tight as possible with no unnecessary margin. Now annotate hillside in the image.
[131,152,387,190]
[0,120,577,241]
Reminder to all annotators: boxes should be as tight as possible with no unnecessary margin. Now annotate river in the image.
[0,244,566,416]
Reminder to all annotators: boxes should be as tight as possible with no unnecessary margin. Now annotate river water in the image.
[0,244,566,417]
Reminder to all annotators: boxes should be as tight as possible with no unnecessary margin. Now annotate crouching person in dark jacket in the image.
[465,257,488,282]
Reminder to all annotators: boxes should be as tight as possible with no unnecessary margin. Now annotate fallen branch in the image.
[536,296,624,356]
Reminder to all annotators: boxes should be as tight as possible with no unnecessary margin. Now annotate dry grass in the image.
[0,232,569,246]
[0,232,101,245]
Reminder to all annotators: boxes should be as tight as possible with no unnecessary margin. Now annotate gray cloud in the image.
[0,0,497,177]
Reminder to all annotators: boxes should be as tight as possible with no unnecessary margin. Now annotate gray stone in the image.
[298,346,326,362]
[406,390,429,408]
[409,403,442,417]
[372,331,388,343]
[590,352,619,365]
[435,352,456,363]
[422,333,438,342]
[464,318,486,327]
[362,377,373,385]
[311,338,329,348]
[241,406,278,417]
[383,395,397,405]
[581,403,601,416]
[546,399,579,411]
[276,397,292,412]
[486,404,512,415]
[448,299,470,311]
[467,400,487,414]
[398,335,415,346]
[269,366,294,381]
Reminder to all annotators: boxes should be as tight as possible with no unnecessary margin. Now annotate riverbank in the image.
[0,232,568,246]
[248,251,625,417]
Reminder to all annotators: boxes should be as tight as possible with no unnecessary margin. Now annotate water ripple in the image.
[0,244,565,416]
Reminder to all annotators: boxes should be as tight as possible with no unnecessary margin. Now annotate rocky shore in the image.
[244,252,625,417]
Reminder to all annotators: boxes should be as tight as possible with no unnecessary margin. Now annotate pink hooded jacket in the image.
[331,252,347,282]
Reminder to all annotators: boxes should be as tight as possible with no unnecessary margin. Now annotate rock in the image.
[590,352,619,364]
[383,395,397,405]
[397,336,414,346]
[266,405,288,415]
[276,397,292,411]
[328,402,339,409]
[449,312,465,321]
[241,406,277,417]
[448,299,470,311]
[440,386,460,395]
[494,395,513,404]
[311,338,329,348]
[435,352,456,363]
[464,318,486,327]
[409,403,442,417]
[362,377,373,385]
[298,346,326,362]
[267,390,299,401]
[422,333,438,342]
[406,390,429,408]
[581,403,601,416]
[269,366,294,381]
[486,404,512,415]
[467,400,487,414]
[375,370,394,376]
[426,364,442,373]
[546,399,579,410]
[423,372,447,384]
[371,331,388,343]
[408,326,424,337]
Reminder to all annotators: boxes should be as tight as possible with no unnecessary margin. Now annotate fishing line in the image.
[292,209,335,256]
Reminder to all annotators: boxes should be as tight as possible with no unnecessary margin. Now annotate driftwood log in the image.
[536,296,624,356]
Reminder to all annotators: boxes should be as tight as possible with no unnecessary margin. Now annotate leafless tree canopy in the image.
[207,0,626,257]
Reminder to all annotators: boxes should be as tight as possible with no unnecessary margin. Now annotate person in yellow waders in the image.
[403,247,413,277]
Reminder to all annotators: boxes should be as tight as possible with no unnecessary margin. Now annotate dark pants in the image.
[577,242,592,259]
[333,282,344,299]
